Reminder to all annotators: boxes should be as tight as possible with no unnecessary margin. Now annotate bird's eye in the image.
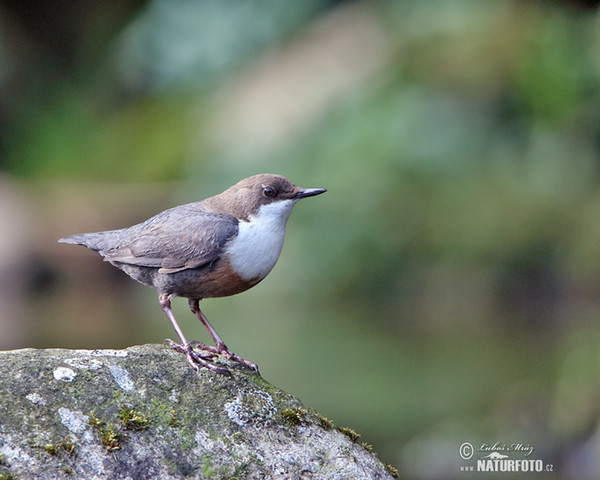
[263,186,276,198]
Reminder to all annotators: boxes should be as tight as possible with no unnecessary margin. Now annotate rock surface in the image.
[0,344,396,479]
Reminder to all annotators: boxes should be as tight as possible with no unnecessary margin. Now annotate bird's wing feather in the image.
[102,205,238,273]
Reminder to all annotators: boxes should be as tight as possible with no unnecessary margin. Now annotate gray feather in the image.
[59,203,239,273]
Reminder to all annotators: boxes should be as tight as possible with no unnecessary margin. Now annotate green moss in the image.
[0,458,14,480]
[361,442,374,453]
[101,429,123,451]
[118,405,150,431]
[44,440,75,456]
[200,454,249,480]
[88,411,123,451]
[318,416,334,430]
[88,411,103,430]
[0,470,15,480]
[167,410,180,427]
[110,389,127,405]
[201,456,216,478]
[0,456,13,480]
[336,426,361,443]
[179,429,197,453]
[280,407,307,425]
[149,399,180,427]
[44,444,58,456]
[385,463,399,478]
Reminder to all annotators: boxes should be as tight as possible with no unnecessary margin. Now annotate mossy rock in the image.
[0,344,395,479]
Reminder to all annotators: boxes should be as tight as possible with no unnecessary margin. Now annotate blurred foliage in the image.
[2,0,600,478]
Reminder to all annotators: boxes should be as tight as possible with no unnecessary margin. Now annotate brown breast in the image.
[151,258,262,299]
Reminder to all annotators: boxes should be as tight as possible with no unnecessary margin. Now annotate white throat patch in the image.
[226,200,295,281]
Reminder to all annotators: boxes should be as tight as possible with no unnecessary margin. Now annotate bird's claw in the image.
[165,339,259,374]
[210,341,259,373]
[222,350,259,373]
[165,339,231,376]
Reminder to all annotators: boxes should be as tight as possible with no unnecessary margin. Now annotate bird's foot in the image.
[216,342,260,373]
[188,340,219,355]
[189,340,259,373]
[165,339,231,376]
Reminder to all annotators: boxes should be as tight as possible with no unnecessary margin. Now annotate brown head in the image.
[201,174,326,221]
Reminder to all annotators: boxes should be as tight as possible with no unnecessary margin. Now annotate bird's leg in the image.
[159,294,230,375]
[188,298,259,373]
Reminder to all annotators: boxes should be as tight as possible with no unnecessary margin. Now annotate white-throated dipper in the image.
[59,174,326,375]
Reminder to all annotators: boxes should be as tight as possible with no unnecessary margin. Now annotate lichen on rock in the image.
[0,344,396,479]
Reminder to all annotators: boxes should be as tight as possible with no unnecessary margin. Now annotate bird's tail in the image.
[58,230,122,254]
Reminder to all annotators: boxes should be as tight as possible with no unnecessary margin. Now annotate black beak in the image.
[296,187,327,199]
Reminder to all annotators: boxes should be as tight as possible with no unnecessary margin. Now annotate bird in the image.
[59,174,326,375]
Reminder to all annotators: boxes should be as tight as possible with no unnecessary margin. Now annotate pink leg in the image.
[188,298,259,373]
[159,294,229,375]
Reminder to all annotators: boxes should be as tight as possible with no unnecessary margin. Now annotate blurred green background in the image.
[2,0,600,478]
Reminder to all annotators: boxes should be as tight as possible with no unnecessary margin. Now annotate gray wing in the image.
[102,205,238,274]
